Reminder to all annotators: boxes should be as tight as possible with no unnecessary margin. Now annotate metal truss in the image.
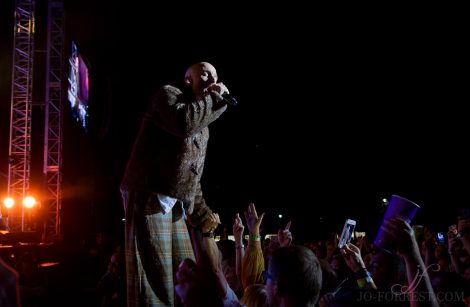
[7,0,35,232]
[43,0,64,239]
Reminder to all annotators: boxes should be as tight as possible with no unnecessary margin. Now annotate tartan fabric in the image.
[123,190,195,306]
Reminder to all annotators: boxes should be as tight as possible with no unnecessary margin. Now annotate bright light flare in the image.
[3,197,15,208]
[22,196,37,208]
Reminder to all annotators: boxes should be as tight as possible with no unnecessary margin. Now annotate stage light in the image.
[22,196,37,208]
[3,197,15,208]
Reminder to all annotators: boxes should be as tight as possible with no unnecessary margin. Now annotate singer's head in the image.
[184,62,218,98]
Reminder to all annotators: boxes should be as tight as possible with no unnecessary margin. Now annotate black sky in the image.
[1,1,468,240]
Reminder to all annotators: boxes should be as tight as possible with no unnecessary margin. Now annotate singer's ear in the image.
[184,77,192,85]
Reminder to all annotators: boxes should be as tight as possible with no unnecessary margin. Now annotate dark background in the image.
[1,1,468,242]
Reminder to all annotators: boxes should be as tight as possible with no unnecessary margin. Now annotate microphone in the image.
[222,93,238,106]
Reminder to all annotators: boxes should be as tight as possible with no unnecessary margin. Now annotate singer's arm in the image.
[147,85,228,138]
[205,82,238,106]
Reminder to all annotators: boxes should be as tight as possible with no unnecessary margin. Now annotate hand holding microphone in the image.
[204,82,238,106]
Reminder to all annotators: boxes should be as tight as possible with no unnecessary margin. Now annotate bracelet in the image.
[235,244,245,249]
[202,231,214,238]
[352,268,371,280]
[353,268,373,289]
[356,276,374,289]
[249,234,261,241]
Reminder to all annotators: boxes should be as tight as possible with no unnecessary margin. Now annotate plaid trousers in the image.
[122,190,195,306]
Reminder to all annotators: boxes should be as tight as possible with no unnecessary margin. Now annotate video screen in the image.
[67,41,89,131]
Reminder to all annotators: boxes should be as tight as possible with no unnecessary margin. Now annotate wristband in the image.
[202,231,214,238]
[356,276,374,289]
[353,268,371,280]
[235,244,245,249]
[354,269,373,289]
[249,234,261,241]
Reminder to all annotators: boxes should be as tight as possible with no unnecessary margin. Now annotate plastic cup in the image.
[375,195,420,253]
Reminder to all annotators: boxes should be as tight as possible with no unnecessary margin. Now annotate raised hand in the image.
[244,203,265,235]
[201,213,221,234]
[233,213,245,243]
[340,243,366,273]
[381,217,419,257]
[278,221,293,247]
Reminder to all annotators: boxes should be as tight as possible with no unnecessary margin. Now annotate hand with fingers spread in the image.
[244,203,265,236]
[278,221,293,247]
[241,203,266,288]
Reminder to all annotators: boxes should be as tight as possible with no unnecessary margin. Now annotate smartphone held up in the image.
[437,232,445,245]
[338,219,356,249]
